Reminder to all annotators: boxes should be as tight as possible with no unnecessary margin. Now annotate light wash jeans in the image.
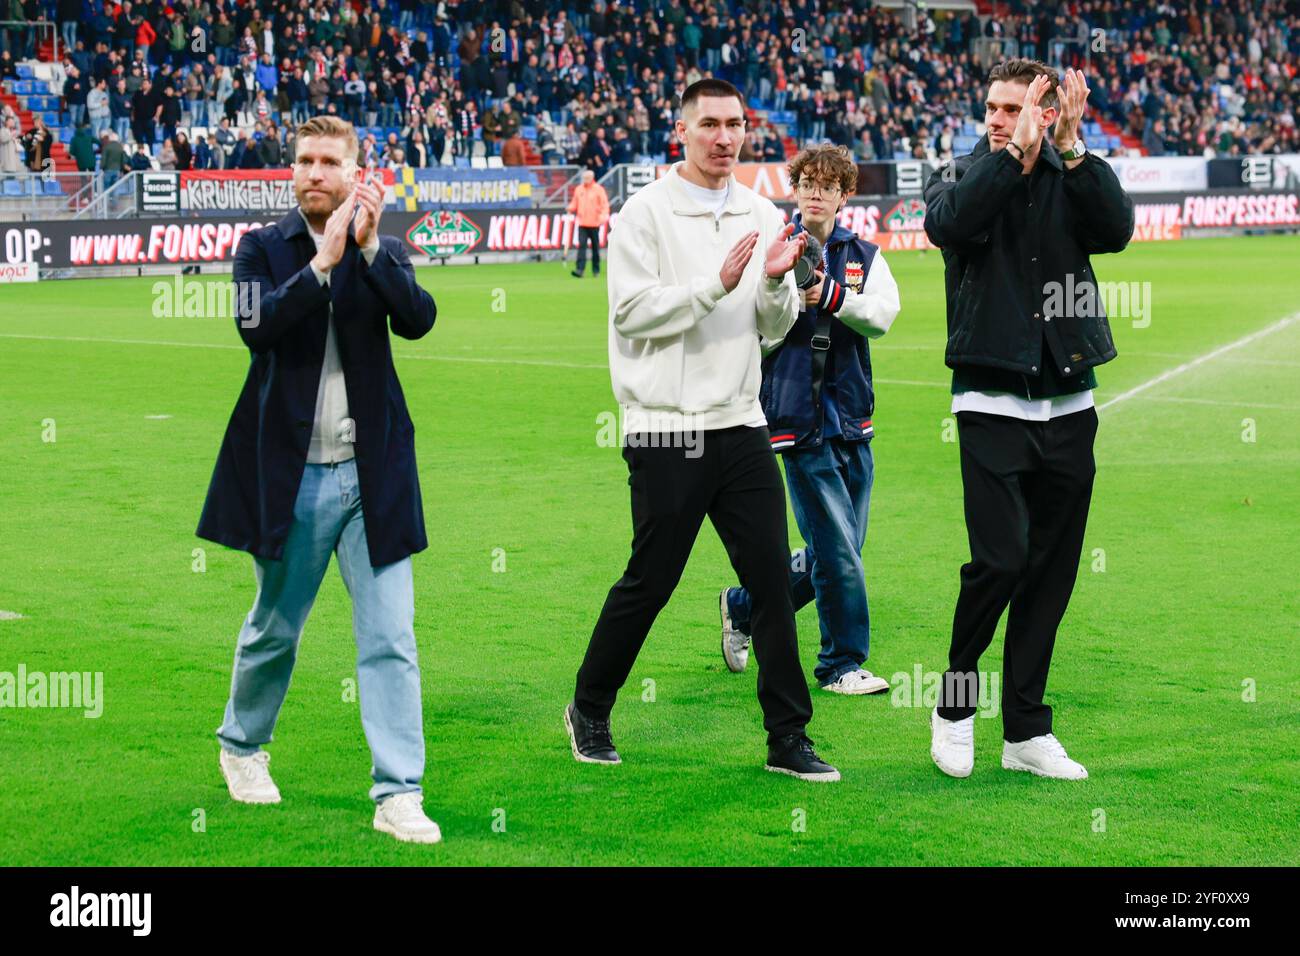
[216,459,425,803]
[728,438,874,685]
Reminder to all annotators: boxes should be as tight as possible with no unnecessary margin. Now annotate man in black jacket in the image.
[199,116,441,844]
[923,60,1133,781]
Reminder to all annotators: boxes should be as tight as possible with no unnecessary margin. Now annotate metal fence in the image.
[0,172,101,218]
[0,20,57,59]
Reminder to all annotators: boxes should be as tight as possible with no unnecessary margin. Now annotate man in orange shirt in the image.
[567,169,610,278]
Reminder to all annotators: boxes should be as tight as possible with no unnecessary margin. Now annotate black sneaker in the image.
[765,733,840,782]
[564,701,621,764]
[570,269,583,278]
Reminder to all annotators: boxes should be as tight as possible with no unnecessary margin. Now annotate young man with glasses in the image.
[719,144,901,697]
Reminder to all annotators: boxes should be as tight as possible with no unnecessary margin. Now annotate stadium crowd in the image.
[0,0,1295,182]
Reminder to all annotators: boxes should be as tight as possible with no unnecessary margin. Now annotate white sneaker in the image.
[930,708,974,778]
[821,669,890,695]
[219,748,281,804]
[1002,733,1089,780]
[719,587,751,673]
[373,792,443,844]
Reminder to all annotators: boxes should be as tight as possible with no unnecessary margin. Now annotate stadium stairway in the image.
[0,90,77,177]
[36,35,63,62]
[1096,116,1145,155]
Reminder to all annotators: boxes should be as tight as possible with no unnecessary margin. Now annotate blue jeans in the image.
[216,459,425,803]
[728,438,874,685]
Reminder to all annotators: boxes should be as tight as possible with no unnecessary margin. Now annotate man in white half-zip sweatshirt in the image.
[566,79,841,783]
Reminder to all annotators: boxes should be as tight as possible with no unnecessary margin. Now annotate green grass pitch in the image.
[0,234,1297,866]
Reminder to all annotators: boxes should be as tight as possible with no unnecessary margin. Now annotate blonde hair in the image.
[294,115,359,159]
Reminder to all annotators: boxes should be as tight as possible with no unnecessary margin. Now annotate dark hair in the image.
[678,78,746,117]
[987,58,1059,110]
[788,143,858,196]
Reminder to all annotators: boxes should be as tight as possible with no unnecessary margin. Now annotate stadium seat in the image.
[43,179,63,195]
[16,64,34,79]
[471,156,487,168]
[1,180,22,196]
[486,156,502,168]
[453,156,470,168]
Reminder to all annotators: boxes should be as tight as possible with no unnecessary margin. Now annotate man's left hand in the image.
[353,169,384,248]
[764,222,807,279]
[1054,68,1091,152]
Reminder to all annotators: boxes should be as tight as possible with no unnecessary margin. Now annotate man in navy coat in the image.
[196,116,442,844]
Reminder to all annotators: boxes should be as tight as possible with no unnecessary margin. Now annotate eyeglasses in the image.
[796,180,841,197]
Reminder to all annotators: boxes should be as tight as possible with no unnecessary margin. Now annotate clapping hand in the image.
[1010,73,1054,166]
[1054,68,1091,153]
[352,168,384,249]
[310,190,357,275]
[764,222,807,279]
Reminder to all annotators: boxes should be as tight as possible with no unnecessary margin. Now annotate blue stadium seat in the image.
[2,179,22,196]
[16,65,34,79]
[43,179,63,195]
[453,156,470,167]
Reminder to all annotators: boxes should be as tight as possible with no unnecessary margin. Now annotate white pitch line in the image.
[0,610,22,621]
[1097,312,1300,412]
[0,332,958,385]
[1128,350,1300,368]
[0,332,604,368]
[1145,396,1300,411]
[875,378,951,388]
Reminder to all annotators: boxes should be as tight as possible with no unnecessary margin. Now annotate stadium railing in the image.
[0,171,99,220]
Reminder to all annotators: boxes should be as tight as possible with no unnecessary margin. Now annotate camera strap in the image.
[810,241,833,411]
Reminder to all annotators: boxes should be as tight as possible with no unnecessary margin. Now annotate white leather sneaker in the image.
[821,669,890,695]
[719,587,751,673]
[374,792,443,844]
[930,708,974,778]
[1002,733,1089,780]
[219,748,281,804]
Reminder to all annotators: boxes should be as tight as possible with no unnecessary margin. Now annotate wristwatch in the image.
[1060,139,1088,161]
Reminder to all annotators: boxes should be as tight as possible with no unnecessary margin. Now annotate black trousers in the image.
[938,408,1097,741]
[574,425,814,743]
[574,225,600,274]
